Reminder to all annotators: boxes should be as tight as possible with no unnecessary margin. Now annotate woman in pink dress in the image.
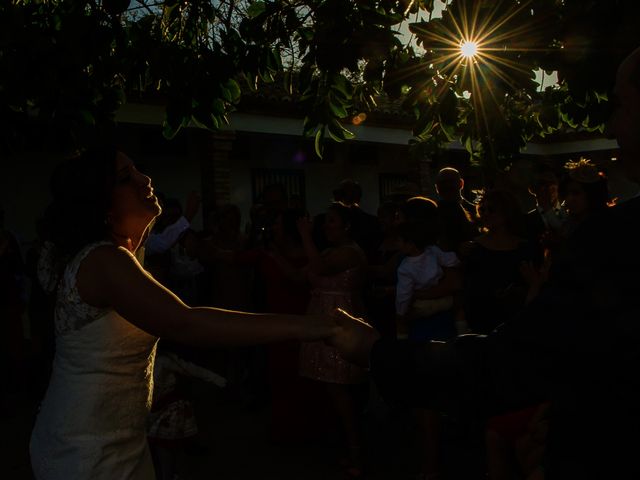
[298,202,369,478]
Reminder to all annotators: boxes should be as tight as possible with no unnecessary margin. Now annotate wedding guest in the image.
[298,203,369,478]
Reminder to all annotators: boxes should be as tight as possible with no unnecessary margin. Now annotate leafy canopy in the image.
[1,0,638,169]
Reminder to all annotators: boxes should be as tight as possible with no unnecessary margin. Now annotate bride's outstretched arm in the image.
[76,244,337,347]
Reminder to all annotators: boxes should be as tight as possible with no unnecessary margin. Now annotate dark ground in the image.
[2,377,486,480]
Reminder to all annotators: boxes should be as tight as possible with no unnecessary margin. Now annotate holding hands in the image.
[328,308,380,368]
[299,309,380,369]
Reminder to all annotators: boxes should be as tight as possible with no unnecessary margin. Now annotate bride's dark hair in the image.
[42,146,119,264]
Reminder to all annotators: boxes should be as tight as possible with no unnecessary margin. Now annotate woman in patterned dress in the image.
[298,203,369,477]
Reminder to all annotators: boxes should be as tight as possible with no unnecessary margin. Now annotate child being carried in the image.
[395,221,461,339]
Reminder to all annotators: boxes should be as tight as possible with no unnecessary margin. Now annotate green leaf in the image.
[314,127,324,158]
[595,91,608,103]
[330,75,352,100]
[225,79,242,101]
[408,22,430,37]
[162,119,181,140]
[258,68,274,83]
[221,87,233,103]
[298,27,314,42]
[327,119,355,142]
[439,118,456,142]
[413,109,434,139]
[103,0,130,15]
[327,124,345,143]
[328,99,348,118]
[303,116,316,137]
[191,112,220,131]
[464,136,474,154]
[246,2,266,19]
[419,0,436,13]
[212,98,226,115]
[271,49,282,70]
[335,120,355,139]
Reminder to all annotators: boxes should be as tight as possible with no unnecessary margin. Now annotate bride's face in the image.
[108,153,161,234]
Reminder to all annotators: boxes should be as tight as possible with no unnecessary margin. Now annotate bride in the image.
[31,148,339,480]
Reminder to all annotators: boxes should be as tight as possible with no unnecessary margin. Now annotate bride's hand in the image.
[298,314,340,342]
[328,308,380,367]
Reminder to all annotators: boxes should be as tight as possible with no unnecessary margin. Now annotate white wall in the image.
[228,135,411,230]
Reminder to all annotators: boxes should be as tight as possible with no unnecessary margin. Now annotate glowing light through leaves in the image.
[399,0,552,157]
[460,40,478,58]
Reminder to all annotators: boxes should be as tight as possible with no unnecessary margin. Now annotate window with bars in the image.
[379,173,410,202]
[251,168,306,205]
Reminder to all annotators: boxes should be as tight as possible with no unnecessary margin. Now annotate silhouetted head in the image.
[559,159,609,219]
[324,202,356,245]
[435,167,464,203]
[333,180,362,207]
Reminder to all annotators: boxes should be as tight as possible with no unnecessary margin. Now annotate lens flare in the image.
[460,41,478,58]
[392,0,553,154]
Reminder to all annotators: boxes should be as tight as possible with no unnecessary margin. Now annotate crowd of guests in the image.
[0,154,631,480]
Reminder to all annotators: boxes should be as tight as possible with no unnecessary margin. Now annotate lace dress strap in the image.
[55,241,114,335]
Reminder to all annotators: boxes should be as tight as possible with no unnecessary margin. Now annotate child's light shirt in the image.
[395,246,460,316]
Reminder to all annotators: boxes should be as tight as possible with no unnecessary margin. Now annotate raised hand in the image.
[328,308,380,368]
[184,190,201,223]
[296,215,314,239]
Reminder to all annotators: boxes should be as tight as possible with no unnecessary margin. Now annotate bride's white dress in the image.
[31,242,159,479]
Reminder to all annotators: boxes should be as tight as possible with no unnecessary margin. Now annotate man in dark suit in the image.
[332,46,640,478]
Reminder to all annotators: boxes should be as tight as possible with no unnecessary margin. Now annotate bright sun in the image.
[460,40,478,58]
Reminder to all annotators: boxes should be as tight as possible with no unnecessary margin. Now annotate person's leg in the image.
[414,408,441,479]
[326,382,364,475]
[486,430,517,480]
[150,443,177,480]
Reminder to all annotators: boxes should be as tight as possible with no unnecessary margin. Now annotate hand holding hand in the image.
[299,314,340,342]
[328,308,380,368]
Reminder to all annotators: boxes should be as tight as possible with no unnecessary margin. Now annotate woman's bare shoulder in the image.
[77,244,140,307]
